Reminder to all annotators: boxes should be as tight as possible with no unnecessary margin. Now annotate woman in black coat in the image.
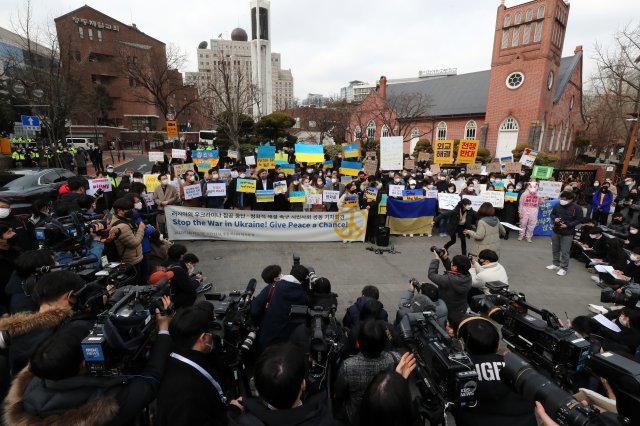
[434,198,477,255]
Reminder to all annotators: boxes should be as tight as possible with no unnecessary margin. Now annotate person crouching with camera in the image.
[427,248,472,330]
[3,295,172,425]
[454,317,536,426]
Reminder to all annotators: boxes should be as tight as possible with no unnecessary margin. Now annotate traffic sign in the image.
[21,115,40,127]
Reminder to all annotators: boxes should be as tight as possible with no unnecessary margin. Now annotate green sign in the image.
[532,165,554,179]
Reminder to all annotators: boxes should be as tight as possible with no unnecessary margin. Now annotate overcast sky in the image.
[2,0,639,100]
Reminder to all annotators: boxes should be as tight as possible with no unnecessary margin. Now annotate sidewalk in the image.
[85,153,132,176]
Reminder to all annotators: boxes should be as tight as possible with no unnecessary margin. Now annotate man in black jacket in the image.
[3,296,172,425]
[163,244,201,309]
[342,285,388,330]
[156,302,243,425]
[427,250,472,329]
[235,343,340,426]
[454,318,536,426]
[547,191,583,276]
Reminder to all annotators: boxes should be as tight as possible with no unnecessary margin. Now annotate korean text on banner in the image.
[388,185,404,197]
[340,161,362,177]
[236,179,256,193]
[323,190,340,203]
[538,181,563,199]
[143,174,161,193]
[148,151,164,162]
[380,136,403,170]
[289,191,306,203]
[256,190,275,203]
[206,183,226,197]
[457,140,479,164]
[437,193,461,210]
[183,184,202,200]
[87,178,112,195]
[295,144,324,163]
[166,206,368,242]
[532,165,554,179]
[433,140,454,164]
[342,142,360,158]
[171,149,186,159]
[273,181,287,195]
[257,146,276,169]
[534,200,559,236]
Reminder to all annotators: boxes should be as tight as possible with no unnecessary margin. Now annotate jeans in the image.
[551,232,573,271]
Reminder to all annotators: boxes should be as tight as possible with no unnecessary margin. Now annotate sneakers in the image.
[409,234,414,238]
[427,234,432,237]
[590,275,601,283]
[526,238,532,243]
[440,233,447,237]
[557,269,567,276]
[546,264,559,270]
[517,236,524,241]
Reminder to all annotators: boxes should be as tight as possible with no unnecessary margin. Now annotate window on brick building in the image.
[506,72,525,89]
[534,21,543,43]
[537,5,545,19]
[525,8,533,22]
[354,126,362,140]
[88,29,93,41]
[381,125,390,137]
[523,23,531,44]
[436,122,447,140]
[514,11,522,25]
[366,121,376,140]
[503,14,511,28]
[411,127,420,139]
[78,27,84,39]
[465,120,477,139]
[501,28,510,49]
[500,117,519,131]
[97,30,102,42]
[547,126,555,150]
[512,26,520,47]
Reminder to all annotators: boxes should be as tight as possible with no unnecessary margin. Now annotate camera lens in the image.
[241,331,256,352]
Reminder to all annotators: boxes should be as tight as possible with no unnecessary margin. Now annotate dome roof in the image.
[231,27,248,42]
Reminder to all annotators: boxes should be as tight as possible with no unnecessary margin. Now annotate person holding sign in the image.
[255,169,274,211]
[180,170,202,208]
[201,168,227,209]
[288,176,305,212]
[338,183,361,212]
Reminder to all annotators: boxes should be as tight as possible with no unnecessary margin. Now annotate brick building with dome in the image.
[350,0,584,160]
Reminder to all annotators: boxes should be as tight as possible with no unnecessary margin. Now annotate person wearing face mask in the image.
[288,176,304,212]
[181,171,202,208]
[624,223,640,251]
[518,184,543,243]
[153,174,180,236]
[28,199,50,228]
[435,199,476,256]
[435,174,449,192]
[547,192,583,276]
[273,172,290,212]
[592,183,614,225]
[118,168,135,188]
[614,177,635,213]
[608,212,630,238]
[307,176,326,212]
[155,302,244,426]
[583,180,600,219]
[460,180,477,196]
[324,173,343,212]
[435,183,459,237]
[201,168,227,209]
[338,182,361,213]
[110,197,147,280]
[606,307,640,356]
[254,168,274,211]
[163,244,201,309]
[0,200,36,251]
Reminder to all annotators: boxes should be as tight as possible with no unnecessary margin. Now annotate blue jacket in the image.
[251,275,308,351]
[592,190,614,213]
[342,296,389,329]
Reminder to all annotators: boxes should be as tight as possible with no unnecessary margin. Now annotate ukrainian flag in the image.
[387,198,437,235]
[295,144,324,163]
[343,143,360,158]
[340,161,362,177]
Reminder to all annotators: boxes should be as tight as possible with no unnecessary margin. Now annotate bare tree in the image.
[118,43,198,120]
[375,91,435,142]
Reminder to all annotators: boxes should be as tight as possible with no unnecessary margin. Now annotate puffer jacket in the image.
[110,216,145,265]
[470,262,509,294]
[466,216,505,256]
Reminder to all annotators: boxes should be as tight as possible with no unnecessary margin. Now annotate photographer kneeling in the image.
[3,296,173,425]
[454,317,536,426]
[427,249,472,330]
[469,250,509,296]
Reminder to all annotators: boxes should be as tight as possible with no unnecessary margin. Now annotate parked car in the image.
[0,168,76,214]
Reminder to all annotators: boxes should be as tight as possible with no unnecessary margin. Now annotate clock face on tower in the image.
[547,71,554,90]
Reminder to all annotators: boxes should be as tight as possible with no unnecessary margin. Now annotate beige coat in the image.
[466,216,506,256]
[153,183,180,224]
[111,216,145,265]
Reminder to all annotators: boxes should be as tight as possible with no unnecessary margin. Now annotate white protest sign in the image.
[322,190,340,203]
[306,193,323,205]
[143,192,155,206]
[426,189,439,199]
[477,184,487,194]
[380,136,404,170]
[388,184,404,197]
[438,193,461,210]
[481,190,505,209]
[87,178,112,195]
[538,181,563,199]
[453,180,465,193]
[149,151,164,162]
[245,156,256,166]
[206,183,226,197]
[172,149,186,159]
[183,184,202,200]
[273,180,287,195]
[462,195,484,211]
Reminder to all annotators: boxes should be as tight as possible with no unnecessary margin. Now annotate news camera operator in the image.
[3,296,173,425]
[342,285,389,330]
[156,302,244,426]
[453,317,536,426]
[395,279,448,328]
[427,248,472,329]
[163,244,202,309]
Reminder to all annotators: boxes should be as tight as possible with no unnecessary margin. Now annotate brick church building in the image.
[351,0,584,160]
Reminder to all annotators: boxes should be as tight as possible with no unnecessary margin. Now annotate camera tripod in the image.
[366,245,401,255]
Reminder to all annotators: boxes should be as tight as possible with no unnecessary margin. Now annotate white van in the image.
[65,137,96,150]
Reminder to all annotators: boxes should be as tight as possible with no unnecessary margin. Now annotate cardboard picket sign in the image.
[466,163,482,175]
[404,159,415,170]
[363,159,378,176]
[172,163,195,177]
[503,161,522,174]
[417,152,430,162]
[388,185,404,197]
[430,164,441,174]
[486,162,501,174]
[273,181,287,195]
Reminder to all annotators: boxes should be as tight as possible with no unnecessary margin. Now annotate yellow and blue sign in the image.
[340,161,362,177]
[295,144,324,163]
[193,149,219,169]
[342,142,360,159]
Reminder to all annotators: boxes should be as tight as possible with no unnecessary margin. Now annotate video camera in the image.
[470,282,591,386]
[398,311,478,424]
[81,278,173,376]
[35,211,110,252]
[430,246,447,259]
[600,284,640,309]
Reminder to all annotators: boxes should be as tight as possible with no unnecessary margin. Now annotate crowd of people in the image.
[0,146,637,425]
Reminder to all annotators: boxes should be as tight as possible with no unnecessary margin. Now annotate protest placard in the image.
[404,159,415,170]
[433,140,454,164]
[142,192,155,206]
[477,184,487,194]
[366,151,377,159]
[172,163,194,177]
[193,149,219,169]
[426,189,438,199]
[218,169,231,179]
[206,183,226,197]
[257,146,276,169]
[274,152,287,165]
[342,142,360,158]
[344,195,359,207]
[538,181,563,199]
[388,185,404,197]
[481,190,505,208]
[87,178,112,196]
[462,195,484,211]
[457,140,479,164]
[493,181,505,191]
[340,161,362,177]
[256,190,275,203]
[227,150,238,159]
[245,156,256,166]
[378,194,388,215]
[503,162,522,174]
[438,193,461,210]
[340,176,353,184]
[417,152,431,162]
[183,184,202,200]
[171,149,186,159]
[143,174,160,193]
[363,159,378,176]
[466,163,482,175]
[289,191,306,203]
[148,151,164,162]
[519,148,538,167]
[273,180,287,195]
[486,162,501,173]
[430,164,441,174]
[236,178,256,193]
[323,160,333,170]
[306,193,323,205]
[280,164,295,175]
[380,136,403,170]
[532,165,554,179]
[365,187,379,202]
[505,191,519,202]
[323,190,340,203]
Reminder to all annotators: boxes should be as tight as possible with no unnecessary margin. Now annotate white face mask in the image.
[134,202,143,210]
[559,200,569,206]
[0,208,10,219]
[231,171,239,178]
[631,229,639,235]
[211,174,219,179]
[161,179,169,185]
[188,265,195,275]
[306,169,314,174]
[317,181,323,186]
[239,174,246,178]
[133,178,143,183]
[107,168,114,173]
[293,180,299,185]
[619,315,629,328]
[189,176,196,182]
[464,205,472,210]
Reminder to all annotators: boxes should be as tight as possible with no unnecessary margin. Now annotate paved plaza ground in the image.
[188,233,604,322]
